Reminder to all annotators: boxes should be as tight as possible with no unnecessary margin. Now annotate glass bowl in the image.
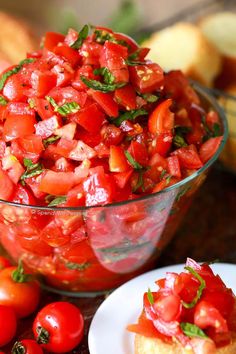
[0,84,228,296]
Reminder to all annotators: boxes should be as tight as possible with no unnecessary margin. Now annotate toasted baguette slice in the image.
[135,333,236,354]
[143,22,222,87]
[0,11,38,64]
[199,12,236,88]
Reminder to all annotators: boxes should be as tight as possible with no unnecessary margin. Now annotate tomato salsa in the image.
[128,259,236,353]
[0,26,225,292]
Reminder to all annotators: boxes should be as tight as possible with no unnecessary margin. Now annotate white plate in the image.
[88,263,236,354]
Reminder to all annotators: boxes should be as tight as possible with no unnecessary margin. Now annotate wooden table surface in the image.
[2,165,236,354]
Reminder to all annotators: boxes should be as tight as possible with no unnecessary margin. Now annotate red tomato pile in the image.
[0,257,84,353]
[0,25,223,207]
[128,259,236,353]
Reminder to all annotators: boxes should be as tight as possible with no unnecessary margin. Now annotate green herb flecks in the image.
[141,93,159,103]
[125,150,143,170]
[47,196,67,207]
[125,59,146,66]
[147,288,154,305]
[180,322,208,339]
[80,75,126,93]
[0,58,35,91]
[132,170,145,192]
[46,96,80,116]
[93,29,128,48]
[202,115,221,141]
[94,67,115,85]
[113,108,148,127]
[20,158,43,183]
[182,266,206,309]
[0,95,8,106]
[173,134,188,148]
[43,135,61,148]
[65,261,90,271]
[70,24,90,49]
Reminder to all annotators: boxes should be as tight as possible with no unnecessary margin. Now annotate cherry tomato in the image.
[0,305,17,346]
[0,256,11,270]
[33,301,84,353]
[12,340,43,354]
[0,263,40,318]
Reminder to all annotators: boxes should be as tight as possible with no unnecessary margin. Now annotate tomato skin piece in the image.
[0,266,40,318]
[0,169,15,200]
[31,70,57,97]
[0,305,17,346]
[88,89,119,117]
[148,99,174,135]
[150,132,173,157]
[114,84,136,110]
[44,32,65,51]
[73,103,105,134]
[11,184,36,205]
[33,301,84,353]
[129,63,164,94]
[12,339,44,354]
[199,136,223,163]
[109,145,131,172]
[35,115,61,139]
[39,170,75,195]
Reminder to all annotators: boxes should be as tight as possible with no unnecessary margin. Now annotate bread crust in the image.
[135,333,236,354]
[0,11,38,64]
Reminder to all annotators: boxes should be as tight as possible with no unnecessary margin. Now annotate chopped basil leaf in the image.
[94,29,129,47]
[80,75,126,93]
[173,134,188,148]
[160,169,167,179]
[0,95,7,106]
[21,159,43,181]
[165,175,172,185]
[125,150,143,170]
[70,24,90,49]
[125,59,146,66]
[132,170,145,192]
[147,288,154,305]
[213,123,221,137]
[47,196,67,207]
[180,322,208,339]
[113,108,148,127]
[65,261,90,271]
[141,93,159,103]
[0,58,35,90]
[93,67,115,85]
[43,135,60,148]
[45,96,80,116]
[182,266,206,309]
[127,49,141,61]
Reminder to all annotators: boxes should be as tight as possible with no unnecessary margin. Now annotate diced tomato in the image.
[206,111,220,130]
[0,169,15,200]
[72,65,98,91]
[73,103,105,134]
[109,145,131,172]
[25,173,47,199]
[128,141,149,166]
[44,32,65,51]
[69,140,97,161]
[153,291,182,322]
[54,44,81,68]
[148,99,174,135]
[167,156,181,178]
[113,169,133,189]
[10,140,40,164]
[31,70,57,97]
[114,84,136,110]
[80,41,102,66]
[3,73,27,102]
[3,110,36,141]
[101,124,124,146]
[1,154,24,184]
[83,166,113,206]
[65,184,85,207]
[194,301,228,334]
[18,134,44,154]
[152,177,179,193]
[35,115,61,139]
[64,28,79,47]
[53,157,74,172]
[150,132,173,157]
[11,184,36,205]
[55,122,77,140]
[129,63,164,94]
[88,89,119,117]
[48,86,87,107]
[33,97,55,120]
[172,145,203,169]
[52,63,74,87]
[40,170,76,195]
[75,128,101,148]
[199,137,223,163]
[55,138,77,158]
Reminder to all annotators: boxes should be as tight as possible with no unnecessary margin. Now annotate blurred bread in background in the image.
[199,12,236,89]
[143,22,222,87]
[0,11,38,69]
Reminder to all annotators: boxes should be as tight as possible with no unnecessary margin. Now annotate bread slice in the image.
[199,12,236,88]
[135,333,236,354]
[218,85,236,171]
[0,11,38,64]
[143,22,222,87]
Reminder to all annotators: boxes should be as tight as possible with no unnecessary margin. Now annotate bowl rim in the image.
[0,82,228,212]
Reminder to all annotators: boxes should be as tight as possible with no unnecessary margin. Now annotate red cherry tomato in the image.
[33,301,84,353]
[0,256,11,270]
[0,305,17,346]
[12,340,43,354]
[0,263,40,318]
